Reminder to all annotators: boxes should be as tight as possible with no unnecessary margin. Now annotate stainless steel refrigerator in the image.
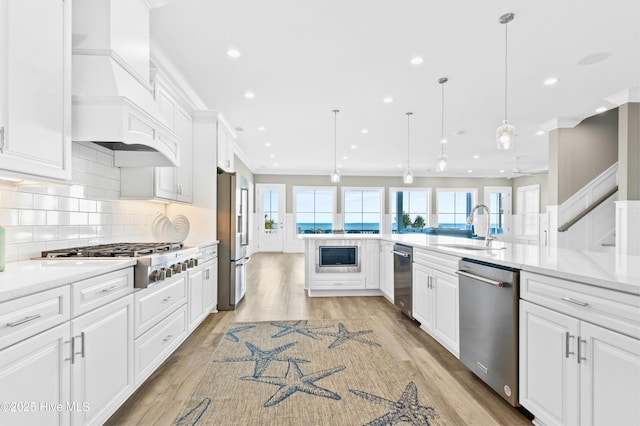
[217,169,250,310]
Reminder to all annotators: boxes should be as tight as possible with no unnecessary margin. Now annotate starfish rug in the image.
[175,319,446,425]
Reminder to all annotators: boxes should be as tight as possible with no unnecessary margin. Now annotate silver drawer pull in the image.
[577,338,587,363]
[391,250,410,258]
[162,334,173,343]
[7,314,41,327]
[162,296,172,303]
[101,285,120,293]
[456,270,504,288]
[561,297,589,307]
[565,332,575,358]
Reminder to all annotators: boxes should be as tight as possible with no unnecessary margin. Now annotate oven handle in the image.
[456,270,504,288]
[235,256,251,267]
[391,250,410,258]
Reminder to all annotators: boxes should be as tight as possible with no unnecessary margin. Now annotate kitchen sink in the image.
[435,244,507,251]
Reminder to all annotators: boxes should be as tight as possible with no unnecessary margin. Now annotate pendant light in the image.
[436,77,448,172]
[330,109,341,183]
[496,12,516,150]
[403,112,414,184]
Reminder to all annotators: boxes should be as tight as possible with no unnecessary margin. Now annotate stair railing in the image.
[557,186,618,232]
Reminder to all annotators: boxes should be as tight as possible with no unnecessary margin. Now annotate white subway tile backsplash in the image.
[34,194,59,210]
[19,210,47,226]
[2,143,163,261]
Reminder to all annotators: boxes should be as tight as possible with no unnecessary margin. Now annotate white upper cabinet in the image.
[0,0,71,181]
[217,115,236,172]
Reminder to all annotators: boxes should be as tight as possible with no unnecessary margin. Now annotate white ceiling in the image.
[150,0,639,177]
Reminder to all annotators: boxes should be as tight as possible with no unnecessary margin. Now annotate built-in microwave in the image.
[316,241,361,273]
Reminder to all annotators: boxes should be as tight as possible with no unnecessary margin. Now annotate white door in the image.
[257,184,285,252]
[484,186,512,242]
[202,258,218,313]
[432,270,459,355]
[412,263,433,330]
[379,242,394,300]
[71,296,134,426]
[0,323,71,426]
[579,322,640,426]
[188,267,205,331]
[519,300,580,426]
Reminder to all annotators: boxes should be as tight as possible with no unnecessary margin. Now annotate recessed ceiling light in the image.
[337,164,343,168]
[342,156,348,160]
[595,106,607,113]
[536,130,545,135]
[543,77,558,86]
[273,162,278,167]
[410,56,424,65]
[499,169,505,173]
[441,138,447,144]
[264,142,271,147]
[350,145,357,150]
[226,48,241,58]
[244,91,255,99]
[361,128,369,134]
[473,154,479,159]
[258,126,266,131]
[467,169,473,173]
[397,164,403,168]
[383,97,393,104]
[269,154,275,158]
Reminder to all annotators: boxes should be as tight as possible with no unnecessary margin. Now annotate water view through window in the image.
[391,190,429,233]
[437,190,474,230]
[295,188,334,234]
[343,189,382,233]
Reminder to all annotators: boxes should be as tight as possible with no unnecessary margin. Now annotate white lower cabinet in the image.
[379,241,394,301]
[0,323,71,426]
[364,240,380,289]
[520,278,640,426]
[70,295,134,426]
[412,249,460,357]
[188,259,218,331]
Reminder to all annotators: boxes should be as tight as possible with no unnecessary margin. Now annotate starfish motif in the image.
[270,320,331,340]
[214,341,309,377]
[349,381,439,426]
[316,323,381,349]
[224,324,256,342]
[242,361,346,407]
[175,397,211,425]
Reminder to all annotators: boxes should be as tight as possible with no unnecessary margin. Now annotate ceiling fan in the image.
[507,156,546,179]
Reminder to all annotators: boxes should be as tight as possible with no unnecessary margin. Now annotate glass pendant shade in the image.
[330,168,341,183]
[436,153,448,172]
[496,120,516,150]
[403,168,414,184]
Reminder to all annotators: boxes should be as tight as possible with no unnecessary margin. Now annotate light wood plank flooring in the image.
[107,252,533,425]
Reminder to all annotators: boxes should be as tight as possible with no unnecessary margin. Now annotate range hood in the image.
[71,0,180,167]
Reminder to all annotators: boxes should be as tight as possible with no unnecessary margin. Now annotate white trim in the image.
[516,184,540,241]
[605,88,640,106]
[434,187,478,227]
[341,187,385,233]
[539,117,583,131]
[292,186,338,234]
[483,186,513,241]
[389,187,432,230]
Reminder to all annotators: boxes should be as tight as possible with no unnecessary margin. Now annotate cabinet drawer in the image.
[413,249,460,274]
[134,304,188,386]
[0,286,70,350]
[521,271,640,339]
[71,267,134,316]
[198,244,218,263]
[311,279,365,290]
[134,275,187,337]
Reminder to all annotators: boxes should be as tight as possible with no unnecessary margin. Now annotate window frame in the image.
[435,187,478,229]
[341,186,385,234]
[389,187,431,233]
[292,186,337,234]
[516,184,540,239]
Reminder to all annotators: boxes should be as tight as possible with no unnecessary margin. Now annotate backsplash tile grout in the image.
[1,143,165,262]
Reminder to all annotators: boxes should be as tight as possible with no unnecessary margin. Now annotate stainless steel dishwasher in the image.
[457,258,520,406]
[393,243,413,318]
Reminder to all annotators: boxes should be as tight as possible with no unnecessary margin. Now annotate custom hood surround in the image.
[71,0,179,167]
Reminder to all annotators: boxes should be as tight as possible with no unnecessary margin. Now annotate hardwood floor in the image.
[106,252,533,425]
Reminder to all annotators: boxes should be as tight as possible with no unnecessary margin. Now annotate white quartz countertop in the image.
[0,259,137,303]
[302,234,640,295]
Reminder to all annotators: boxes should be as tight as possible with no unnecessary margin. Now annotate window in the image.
[484,186,512,236]
[517,184,540,238]
[390,188,430,233]
[294,187,336,234]
[436,189,477,229]
[262,189,279,234]
[343,188,383,234]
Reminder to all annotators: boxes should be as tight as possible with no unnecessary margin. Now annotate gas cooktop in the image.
[42,242,185,258]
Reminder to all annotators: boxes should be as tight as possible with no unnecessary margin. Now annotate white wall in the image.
[1,142,166,262]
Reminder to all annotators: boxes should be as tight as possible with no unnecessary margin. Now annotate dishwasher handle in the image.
[456,270,504,288]
[391,250,411,258]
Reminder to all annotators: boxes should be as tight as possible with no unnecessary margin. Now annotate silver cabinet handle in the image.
[162,334,173,343]
[456,270,504,288]
[65,338,75,364]
[391,250,410,258]
[79,332,85,358]
[101,285,120,293]
[565,332,575,358]
[561,297,589,307]
[577,338,587,363]
[7,314,41,327]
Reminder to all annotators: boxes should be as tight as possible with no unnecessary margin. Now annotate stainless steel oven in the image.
[315,240,361,273]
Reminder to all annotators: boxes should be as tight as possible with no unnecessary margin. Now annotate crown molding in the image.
[605,88,640,106]
[539,117,583,131]
[143,0,172,9]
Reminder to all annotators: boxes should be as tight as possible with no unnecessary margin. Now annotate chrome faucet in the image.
[467,204,493,247]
